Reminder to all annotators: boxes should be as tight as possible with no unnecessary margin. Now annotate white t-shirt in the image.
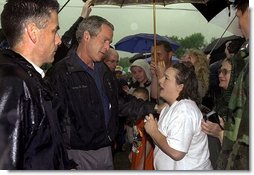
[154,99,213,170]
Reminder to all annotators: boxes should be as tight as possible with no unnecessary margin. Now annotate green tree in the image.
[119,56,131,68]
[170,33,207,58]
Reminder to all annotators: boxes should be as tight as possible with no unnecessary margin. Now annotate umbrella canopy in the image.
[115,33,180,53]
[192,0,243,56]
[209,4,242,37]
[192,0,230,22]
[91,0,208,6]
[204,35,243,54]
[84,0,207,63]
[204,35,245,64]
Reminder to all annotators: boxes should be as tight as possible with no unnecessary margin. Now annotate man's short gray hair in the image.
[76,15,114,43]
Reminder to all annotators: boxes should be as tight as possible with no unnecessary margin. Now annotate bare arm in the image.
[150,61,166,102]
[144,114,186,161]
[54,0,93,64]
[81,0,93,18]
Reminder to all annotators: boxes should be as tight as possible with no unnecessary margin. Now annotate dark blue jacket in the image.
[46,49,119,151]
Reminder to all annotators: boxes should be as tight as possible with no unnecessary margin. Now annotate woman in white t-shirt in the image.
[144,62,212,170]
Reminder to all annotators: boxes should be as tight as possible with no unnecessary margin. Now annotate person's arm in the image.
[0,75,23,169]
[144,114,186,161]
[80,0,93,18]
[201,116,224,144]
[118,94,157,120]
[63,0,92,47]
[54,0,93,64]
[150,61,166,102]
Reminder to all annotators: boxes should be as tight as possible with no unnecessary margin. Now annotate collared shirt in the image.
[25,58,45,78]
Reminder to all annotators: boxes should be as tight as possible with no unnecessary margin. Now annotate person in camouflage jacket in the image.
[216,0,249,170]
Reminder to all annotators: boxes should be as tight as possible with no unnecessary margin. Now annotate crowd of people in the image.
[0,0,249,170]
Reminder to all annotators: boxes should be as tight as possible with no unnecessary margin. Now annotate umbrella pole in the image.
[153,0,157,64]
[153,0,160,104]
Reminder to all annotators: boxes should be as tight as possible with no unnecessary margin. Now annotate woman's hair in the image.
[1,0,60,48]
[233,0,249,13]
[227,38,246,55]
[221,58,232,67]
[184,48,210,96]
[173,62,199,105]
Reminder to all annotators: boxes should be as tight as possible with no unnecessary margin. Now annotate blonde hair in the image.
[185,48,210,97]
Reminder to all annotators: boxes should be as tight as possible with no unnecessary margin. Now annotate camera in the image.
[203,110,219,124]
[203,110,224,130]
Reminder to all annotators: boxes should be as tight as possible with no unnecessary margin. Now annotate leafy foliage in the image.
[170,33,208,58]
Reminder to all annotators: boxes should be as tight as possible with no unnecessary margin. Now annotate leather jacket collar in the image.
[2,49,41,78]
[1,49,53,101]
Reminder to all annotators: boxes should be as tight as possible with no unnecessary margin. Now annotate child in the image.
[129,87,154,170]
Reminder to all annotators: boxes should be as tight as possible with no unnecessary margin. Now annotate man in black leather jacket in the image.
[0,0,74,170]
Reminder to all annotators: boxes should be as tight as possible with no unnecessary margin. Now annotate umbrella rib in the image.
[209,15,237,55]
[120,0,125,7]
[58,0,70,13]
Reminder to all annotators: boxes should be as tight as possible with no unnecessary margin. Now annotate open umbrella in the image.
[209,4,242,37]
[86,0,207,63]
[192,0,230,22]
[90,0,208,35]
[204,35,245,64]
[91,0,207,6]
[115,33,180,53]
[192,0,243,56]
[204,35,244,54]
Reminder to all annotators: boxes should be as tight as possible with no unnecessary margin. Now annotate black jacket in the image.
[0,49,72,169]
[54,17,82,64]
[46,49,119,151]
[47,48,157,151]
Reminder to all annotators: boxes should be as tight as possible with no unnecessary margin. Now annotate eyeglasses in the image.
[218,69,231,76]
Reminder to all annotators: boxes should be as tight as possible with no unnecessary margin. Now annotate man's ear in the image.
[26,23,38,43]
[83,31,90,41]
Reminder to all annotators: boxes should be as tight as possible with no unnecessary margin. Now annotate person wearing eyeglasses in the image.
[201,54,245,169]
[216,0,249,170]
[218,59,232,90]
[203,58,233,137]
